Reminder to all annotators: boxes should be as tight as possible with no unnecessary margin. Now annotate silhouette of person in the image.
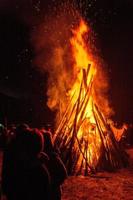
[2,126,51,200]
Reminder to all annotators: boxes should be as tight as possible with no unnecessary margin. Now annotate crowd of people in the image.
[0,123,68,200]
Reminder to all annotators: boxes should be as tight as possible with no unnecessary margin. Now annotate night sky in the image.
[0,0,133,127]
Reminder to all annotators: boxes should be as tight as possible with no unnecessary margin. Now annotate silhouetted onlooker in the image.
[2,126,51,200]
[42,130,68,200]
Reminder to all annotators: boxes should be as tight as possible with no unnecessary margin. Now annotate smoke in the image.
[32,4,81,115]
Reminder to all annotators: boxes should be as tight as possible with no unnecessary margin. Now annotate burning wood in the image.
[53,20,128,175]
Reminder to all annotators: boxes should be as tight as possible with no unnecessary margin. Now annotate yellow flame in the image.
[70,20,91,69]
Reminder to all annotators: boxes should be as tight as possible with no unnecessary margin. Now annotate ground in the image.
[62,169,133,200]
[1,149,133,200]
[62,148,133,200]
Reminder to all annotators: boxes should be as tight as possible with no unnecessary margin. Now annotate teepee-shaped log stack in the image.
[54,64,128,175]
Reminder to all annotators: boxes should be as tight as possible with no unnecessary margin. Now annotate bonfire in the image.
[53,20,128,175]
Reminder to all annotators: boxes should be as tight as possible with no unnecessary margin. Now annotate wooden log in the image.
[94,104,128,168]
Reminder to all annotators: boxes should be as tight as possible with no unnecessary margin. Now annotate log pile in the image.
[54,64,128,175]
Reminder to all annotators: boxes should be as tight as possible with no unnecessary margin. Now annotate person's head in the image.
[30,129,44,156]
[16,128,44,157]
[15,123,30,136]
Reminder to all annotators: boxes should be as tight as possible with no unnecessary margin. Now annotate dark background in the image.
[0,0,133,127]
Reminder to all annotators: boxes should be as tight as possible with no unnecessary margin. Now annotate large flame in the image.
[32,6,127,174]
[54,19,126,174]
[55,20,128,174]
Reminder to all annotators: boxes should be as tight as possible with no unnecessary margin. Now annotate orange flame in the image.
[54,19,125,173]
